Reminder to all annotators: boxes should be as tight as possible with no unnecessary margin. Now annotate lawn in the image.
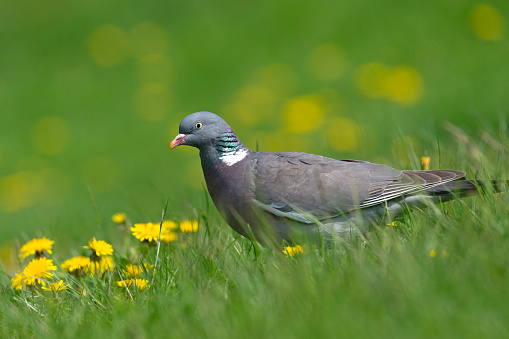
[1,0,508,337]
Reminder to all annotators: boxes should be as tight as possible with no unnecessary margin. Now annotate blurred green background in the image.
[0,0,507,249]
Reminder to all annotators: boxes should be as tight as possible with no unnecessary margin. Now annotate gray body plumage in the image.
[171,112,505,245]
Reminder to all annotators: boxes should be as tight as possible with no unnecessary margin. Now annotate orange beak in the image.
[170,134,188,149]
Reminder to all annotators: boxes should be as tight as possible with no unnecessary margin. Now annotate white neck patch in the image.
[219,148,248,166]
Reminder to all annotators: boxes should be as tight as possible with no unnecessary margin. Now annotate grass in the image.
[1,134,509,338]
[1,0,509,337]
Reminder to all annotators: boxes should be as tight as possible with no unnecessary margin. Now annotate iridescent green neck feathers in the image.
[215,131,249,166]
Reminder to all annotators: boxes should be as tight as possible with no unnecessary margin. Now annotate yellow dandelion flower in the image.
[131,222,159,242]
[83,238,113,256]
[61,256,91,273]
[179,220,199,233]
[22,257,57,285]
[160,230,178,243]
[162,221,179,242]
[442,250,449,257]
[116,279,130,288]
[41,280,68,292]
[11,273,24,290]
[131,222,178,243]
[421,156,430,170]
[283,245,303,257]
[162,220,178,230]
[116,278,150,290]
[112,212,127,224]
[134,279,149,290]
[429,249,437,258]
[20,237,54,258]
[88,256,115,275]
[124,263,153,278]
[124,264,142,277]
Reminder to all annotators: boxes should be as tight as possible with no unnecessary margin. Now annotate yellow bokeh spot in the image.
[32,116,71,155]
[327,117,361,152]
[470,4,504,41]
[225,64,296,127]
[254,63,297,97]
[0,242,18,272]
[308,43,347,82]
[356,63,423,105]
[384,66,423,105]
[0,167,69,212]
[130,22,170,61]
[0,172,31,212]
[283,95,324,133]
[134,82,172,121]
[225,85,276,125]
[86,25,130,66]
[82,157,118,193]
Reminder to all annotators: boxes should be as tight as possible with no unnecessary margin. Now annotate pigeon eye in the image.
[195,122,203,130]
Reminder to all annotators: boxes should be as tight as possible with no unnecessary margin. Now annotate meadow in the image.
[1,0,509,337]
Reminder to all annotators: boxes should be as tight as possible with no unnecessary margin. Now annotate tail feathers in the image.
[426,180,509,198]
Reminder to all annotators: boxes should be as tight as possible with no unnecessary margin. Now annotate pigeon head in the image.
[171,112,250,166]
[170,112,230,150]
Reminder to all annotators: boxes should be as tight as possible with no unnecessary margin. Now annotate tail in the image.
[426,180,509,200]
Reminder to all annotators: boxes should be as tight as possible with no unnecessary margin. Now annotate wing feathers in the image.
[252,151,467,224]
[361,169,466,207]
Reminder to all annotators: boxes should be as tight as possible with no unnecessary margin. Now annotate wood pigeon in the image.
[170,112,506,245]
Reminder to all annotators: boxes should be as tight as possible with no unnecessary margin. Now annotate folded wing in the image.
[252,152,465,223]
